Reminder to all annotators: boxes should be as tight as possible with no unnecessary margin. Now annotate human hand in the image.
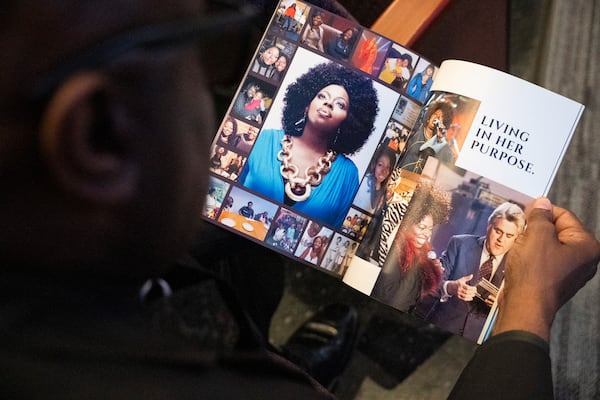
[484,293,496,307]
[493,197,600,342]
[432,258,444,273]
[447,274,477,301]
[428,252,444,272]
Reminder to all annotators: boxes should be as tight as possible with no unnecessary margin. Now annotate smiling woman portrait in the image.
[353,145,397,214]
[251,45,280,78]
[239,62,379,226]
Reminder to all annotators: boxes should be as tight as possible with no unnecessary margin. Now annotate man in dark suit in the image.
[239,201,255,218]
[428,202,526,341]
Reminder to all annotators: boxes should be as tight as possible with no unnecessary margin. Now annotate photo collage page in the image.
[204,0,437,277]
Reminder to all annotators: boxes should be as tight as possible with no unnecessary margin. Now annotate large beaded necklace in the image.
[277,134,336,202]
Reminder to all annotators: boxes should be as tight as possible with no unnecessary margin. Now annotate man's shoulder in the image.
[450,233,478,240]
[449,234,483,246]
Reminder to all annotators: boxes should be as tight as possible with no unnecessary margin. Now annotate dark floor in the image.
[269,262,470,400]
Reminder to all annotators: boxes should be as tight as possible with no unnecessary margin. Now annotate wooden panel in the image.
[371,0,450,46]
[369,0,508,71]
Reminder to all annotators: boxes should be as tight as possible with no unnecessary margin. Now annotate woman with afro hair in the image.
[398,97,455,173]
[371,179,451,313]
[239,62,379,226]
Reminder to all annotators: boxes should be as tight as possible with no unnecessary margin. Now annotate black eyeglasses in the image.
[23,0,259,106]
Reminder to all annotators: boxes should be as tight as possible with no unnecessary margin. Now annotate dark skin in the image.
[493,197,600,342]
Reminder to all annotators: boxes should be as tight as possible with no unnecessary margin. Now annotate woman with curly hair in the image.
[353,145,396,214]
[239,62,379,226]
[371,180,451,313]
[399,98,455,173]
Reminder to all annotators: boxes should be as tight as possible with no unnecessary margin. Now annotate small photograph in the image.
[250,34,296,83]
[208,144,247,181]
[377,44,419,90]
[215,115,238,147]
[297,8,359,61]
[391,95,422,132]
[381,119,410,155]
[294,220,334,266]
[203,176,231,220]
[231,122,260,154]
[353,145,398,214]
[220,153,247,181]
[355,166,421,265]
[324,25,359,62]
[208,144,229,173]
[300,9,329,53]
[217,186,279,241]
[272,1,311,41]
[405,60,437,103]
[351,30,391,77]
[340,208,372,241]
[230,77,277,125]
[320,233,358,276]
[264,208,308,253]
[398,91,481,173]
[340,240,359,277]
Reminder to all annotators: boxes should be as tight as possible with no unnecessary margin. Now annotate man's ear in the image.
[40,72,138,205]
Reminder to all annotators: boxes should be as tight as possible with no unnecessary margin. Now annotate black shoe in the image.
[280,303,358,389]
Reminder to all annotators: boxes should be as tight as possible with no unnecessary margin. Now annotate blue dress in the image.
[239,129,359,226]
[407,72,433,103]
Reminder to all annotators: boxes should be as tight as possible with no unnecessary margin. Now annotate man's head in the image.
[245,126,258,140]
[399,53,413,70]
[1,0,254,277]
[485,202,526,256]
[307,221,322,236]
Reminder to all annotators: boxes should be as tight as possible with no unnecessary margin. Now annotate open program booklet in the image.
[202,0,584,344]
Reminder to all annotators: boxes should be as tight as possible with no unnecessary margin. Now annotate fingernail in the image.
[534,197,552,210]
